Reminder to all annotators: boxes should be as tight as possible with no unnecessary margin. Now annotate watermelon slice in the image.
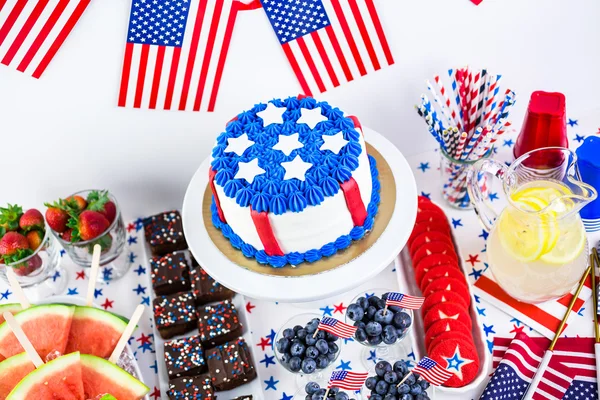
[80,354,149,400]
[65,306,128,358]
[0,304,74,360]
[0,352,36,399]
[6,352,84,400]
[0,304,22,362]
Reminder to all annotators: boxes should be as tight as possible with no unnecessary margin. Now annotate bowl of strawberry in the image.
[45,190,130,281]
[0,204,64,295]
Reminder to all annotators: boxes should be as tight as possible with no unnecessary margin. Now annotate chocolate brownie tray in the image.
[394,205,489,394]
[141,241,263,399]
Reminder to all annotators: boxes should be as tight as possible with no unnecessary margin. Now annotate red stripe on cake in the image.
[340,177,367,226]
[348,115,364,139]
[208,168,226,223]
[250,208,284,256]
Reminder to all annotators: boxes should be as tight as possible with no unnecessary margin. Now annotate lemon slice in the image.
[540,222,586,264]
[497,209,547,262]
[512,187,566,204]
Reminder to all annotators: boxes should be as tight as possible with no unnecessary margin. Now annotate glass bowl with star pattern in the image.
[274,312,342,385]
[345,288,413,369]
[50,189,131,282]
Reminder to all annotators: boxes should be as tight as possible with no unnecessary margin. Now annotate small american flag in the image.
[0,0,92,78]
[317,317,357,339]
[412,357,453,386]
[118,0,258,112]
[328,370,368,391]
[385,292,425,310]
[259,0,394,97]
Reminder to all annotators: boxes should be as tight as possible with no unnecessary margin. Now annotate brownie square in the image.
[144,210,187,256]
[153,291,197,339]
[150,251,191,296]
[196,300,242,348]
[190,258,234,305]
[206,337,257,391]
[167,374,214,400]
[164,334,207,379]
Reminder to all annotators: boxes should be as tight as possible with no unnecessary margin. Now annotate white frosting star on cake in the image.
[320,131,348,154]
[224,133,254,156]
[234,158,265,184]
[273,133,304,156]
[256,102,285,126]
[281,155,312,181]
[297,107,328,129]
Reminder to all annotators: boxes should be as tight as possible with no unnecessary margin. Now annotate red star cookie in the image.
[419,265,466,292]
[409,231,453,258]
[427,330,473,355]
[412,242,458,275]
[425,319,472,351]
[408,221,452,246]
[423,302,472,331]
[429,337,480,387]
[423,277,471,307]
[421,290,469,316]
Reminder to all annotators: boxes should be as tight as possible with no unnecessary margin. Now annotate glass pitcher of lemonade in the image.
[467,147,597,303]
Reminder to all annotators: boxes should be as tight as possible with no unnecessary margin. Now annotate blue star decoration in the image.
[60,249,66,257]
[473,294,481,304]
[127,236,138,245]
[367,350,378,364]
[365,292,375,298]
[337,360,352,371]
[483,324,496,337]
[320,305,334,316]
[94,288,103,299]
[67,288,79,296]
[418,162,430,172]
[451,218,463,229]
[510,318,522,326]
[103,268,113,281]
[260,354,276,368]
[477,307,486,317]
[141,296,150,306]
[574,134,585,143]
[343,337,354,345]
[488,192,499,201]
[577,307,585,316]
[139,342,154,353]
[52,271,61,282]
[134,265,146,275]
[266,329,276,347]
[445,352,465,371]
[0,289,12,300]
[149,360,158,374]
[503,139,514,147]
[133,284,147,295]
[567,118,578,127]
[469,268,483,280]
[129,252,137,263]
[479,229,489,241]
[407,350,416,360]
[280,393,293,400]
[264,376,279,391]
[420,191,431,199]
[487,340,494,354]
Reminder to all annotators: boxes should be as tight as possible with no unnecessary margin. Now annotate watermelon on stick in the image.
[81,354,149,400]
[0,304,22,325]
[0,352,35,399]
[65,306,128,358]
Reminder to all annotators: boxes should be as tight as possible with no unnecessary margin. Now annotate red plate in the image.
[429,336,480,387]
[409,231,453,258]
[422,277,471,307]
[423,301,472,331]
[419,265,467,292]
[421,289,469,316]
[412,242,457,269]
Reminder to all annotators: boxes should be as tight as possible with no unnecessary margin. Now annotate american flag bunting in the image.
[385,292,424,310]
[411,357,453,386]
[317,317,357,339]
[328,370,368,391]
[0,0,92,78]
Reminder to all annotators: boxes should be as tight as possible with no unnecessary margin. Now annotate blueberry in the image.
[305,382,320,395]
[297,328,308,340]
[329,387,339,395]
[355,328,368,342]
[305,335,317,346]
[399,395,414,400]
[353,321,366,330]
[305,395,311,400]
[397,383,410,394]
[393,312,412,329]
[294,324,303,332]
[366,306,377,319]
[280,352,291,364]
[410,385,422,395]
[290,340,306,357]
[383,395,395,400]
[375,380,389,395]
[357,296,368,309]
[302,358,317,374]
[305,346,319,359]
[289,356,302,371]
[328,342,339,354]
[419,380,430,390]
[386,384,398,395]
[346,304,365,321]
[326,331,339,342]
[381,292,390,300]
[394,361,408,374]
[374,309,394,324]
[316,355,329,369]
[370,395,383,400]
[306,322,318,334]
[368,334,383,345]
[276,337,290,353]
[396,327,407,338]
[415,395,429,400]
[312,389,326,400]
[405,374,416,385]
[388,305,403,313]
[315,339,329,354]
[383,371,399,384]
[283,328,295,339]
[382,325,398,345]
[326,351,336,361]
[375,361,392,377]
[368,296,381,306]
[366,321,383,336]
[365,376,378,390]
[376,298,386,310]
[335,393,349,400]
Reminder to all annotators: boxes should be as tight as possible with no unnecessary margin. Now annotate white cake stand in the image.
[182,127,417,302]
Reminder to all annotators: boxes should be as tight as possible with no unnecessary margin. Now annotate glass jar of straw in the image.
[440,148,492,209]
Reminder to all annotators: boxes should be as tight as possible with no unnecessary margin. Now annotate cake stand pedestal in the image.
[182,127,417,302]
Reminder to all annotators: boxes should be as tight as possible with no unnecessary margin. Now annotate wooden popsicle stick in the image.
[86,245,102,307]
[5,268,30,309]
[108,305,144,364]
[2,312,44,368]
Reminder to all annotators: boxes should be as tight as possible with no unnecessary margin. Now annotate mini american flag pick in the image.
[385,292,425,310]
[317,317,357,339]
[412,357,453,387]
[259,0,394,97]
[0,0,92,78]
[328,370,369,391]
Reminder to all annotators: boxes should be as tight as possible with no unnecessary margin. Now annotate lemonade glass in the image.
[467,147,597,303]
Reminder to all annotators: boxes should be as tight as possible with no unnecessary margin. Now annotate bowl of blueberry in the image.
[275,313,342,376]
[362,360,434,400]
[295,381,361,400]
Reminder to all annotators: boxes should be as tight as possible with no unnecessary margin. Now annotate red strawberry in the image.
[26,230,44,251]
[70,211,110,241]
[0,204,23,232]
[61,229,73,242]
[66,195,87,211]
[87,190,117,222]
[45,207,69,233]
[19,209,44,232]
[11,254,42,276]
[98,201,117,223]
[0,232,32,264]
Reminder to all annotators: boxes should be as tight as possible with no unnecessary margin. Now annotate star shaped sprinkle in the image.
[257,103,285,126]
[273,132,303,156]
[320,131,349,154]
[281,155,312,181]
[297,107,327,129]
[235,158,266,184]
[224,133,254,156]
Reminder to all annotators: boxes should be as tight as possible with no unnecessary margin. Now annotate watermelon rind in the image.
[100,395,118,400]
[72,306,128,332]
[81,354,149,398]
[0,352,36,397]
[6,352,81,399]
[0,303,22,323]
[0,304,74,340]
